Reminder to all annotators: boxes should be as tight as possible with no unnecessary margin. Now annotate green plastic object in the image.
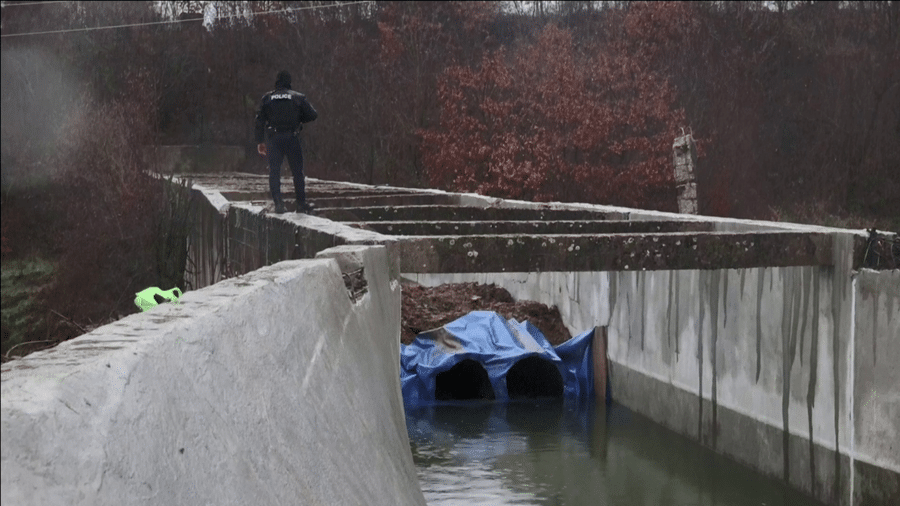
[135,287,182,312]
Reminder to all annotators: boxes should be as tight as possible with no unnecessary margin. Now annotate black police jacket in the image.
[254,88,318,143]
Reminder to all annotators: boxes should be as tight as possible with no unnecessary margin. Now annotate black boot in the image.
[274,197,286,214]
[296,201,315,214]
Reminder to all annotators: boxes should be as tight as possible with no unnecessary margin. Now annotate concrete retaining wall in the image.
[185,183,392,291]
[30,175,886,506]
[1,247,425,506]
[173,176,895,506]
[853,269,900,504]
[185,186,230,289]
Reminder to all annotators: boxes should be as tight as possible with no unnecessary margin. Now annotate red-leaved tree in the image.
[421,22,685,210]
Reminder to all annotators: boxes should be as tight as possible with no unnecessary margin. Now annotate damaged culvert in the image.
[435,359,495,401]
[506,356,564,399]
[402,284,585,404]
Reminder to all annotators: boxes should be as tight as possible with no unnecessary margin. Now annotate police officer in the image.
[255,70,318,214]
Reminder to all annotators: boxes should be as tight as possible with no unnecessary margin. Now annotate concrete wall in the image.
[852,269,900,505]
[1,247,425,506]
[185,186,230,289]
[185,183,392,291]
[406,262,899,505]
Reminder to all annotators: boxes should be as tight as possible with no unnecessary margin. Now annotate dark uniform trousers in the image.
[267,130,305,205]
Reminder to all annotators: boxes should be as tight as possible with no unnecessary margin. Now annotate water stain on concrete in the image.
[675,271,681,357]
[807,267,821,498]
[740,268,746,301]
[609,271,618,323]
[722,269,729,327]
[639,274,646,352]
[666,271,675,360]
[872,290,878,366]
[791,268,803,377]
[782,267,796,483]
[698,270,706,444]
[830,265,843,503]
[756,267,765,384]
[710,269,720,450]
[799,267,810,366]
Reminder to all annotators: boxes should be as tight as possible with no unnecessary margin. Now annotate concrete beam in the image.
[194,176,417,200]
[218,191,442,205]
[397,232,835,272]
[310,193,458,208]
[318,205,626,222]
[222,205,393,282]
[363,220,714,236]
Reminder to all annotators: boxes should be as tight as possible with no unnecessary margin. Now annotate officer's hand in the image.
[257,143,267,156]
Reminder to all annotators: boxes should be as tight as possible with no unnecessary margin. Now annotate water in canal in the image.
[406,400,824,506]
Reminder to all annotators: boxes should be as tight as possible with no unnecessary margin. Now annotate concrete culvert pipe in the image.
[506,356,564,399]
[435,359,496,400]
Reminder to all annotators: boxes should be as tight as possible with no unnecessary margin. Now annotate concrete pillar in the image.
[593,326,608,403]
[673,134,698,214]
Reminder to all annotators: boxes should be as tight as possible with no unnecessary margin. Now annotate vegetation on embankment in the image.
[4,2,897,223]
[1,94,195,360]
[1,259,55,360]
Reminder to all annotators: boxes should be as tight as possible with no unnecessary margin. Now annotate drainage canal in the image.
[406,401,826,506]
[403,311,822,504]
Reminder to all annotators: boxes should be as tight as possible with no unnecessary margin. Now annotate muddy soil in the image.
[400,281,571,346]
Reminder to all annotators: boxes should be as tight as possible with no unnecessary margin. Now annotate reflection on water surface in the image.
[406,400,824,506]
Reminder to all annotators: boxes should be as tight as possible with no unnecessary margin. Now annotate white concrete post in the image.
[673,134,698,214]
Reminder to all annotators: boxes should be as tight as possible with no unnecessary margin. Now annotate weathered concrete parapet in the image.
[1,249,424,506]
[360,219,713,236]
[318,205,626,222]
[184,180,398,290]
[673,134,699,214]
[398,231,835,273]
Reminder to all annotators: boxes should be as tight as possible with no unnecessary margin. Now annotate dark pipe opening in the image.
[435,359,496,401]
[506,356,564,399]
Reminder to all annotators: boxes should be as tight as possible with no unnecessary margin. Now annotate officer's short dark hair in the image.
[275,70,292,89]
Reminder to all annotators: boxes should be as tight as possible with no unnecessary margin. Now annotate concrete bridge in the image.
[2,173,897,505]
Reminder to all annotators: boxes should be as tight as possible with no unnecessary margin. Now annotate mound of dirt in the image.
[400,281,571,346]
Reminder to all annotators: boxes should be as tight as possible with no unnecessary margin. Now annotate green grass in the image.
[1,258,55,359]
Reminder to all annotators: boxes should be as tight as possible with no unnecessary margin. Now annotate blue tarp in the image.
[400,311,594,406]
